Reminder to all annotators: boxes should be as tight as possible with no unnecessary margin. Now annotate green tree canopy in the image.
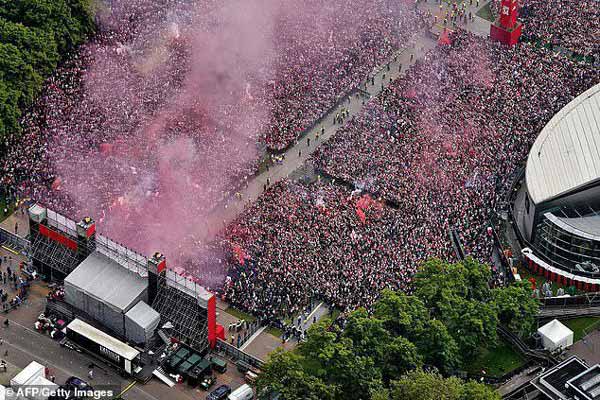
[257,258,538,400]
[0,0,94,141]
[391,370,501,400]
[493,280,539,337]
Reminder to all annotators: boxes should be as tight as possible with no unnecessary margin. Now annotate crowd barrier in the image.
[0,226,30,256]
[215,339,264,370]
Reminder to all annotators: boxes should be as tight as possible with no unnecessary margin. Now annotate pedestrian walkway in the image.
[239,326,266,351]
[296,302,331,333]
[198,31,438,242]
[422,0,493,38]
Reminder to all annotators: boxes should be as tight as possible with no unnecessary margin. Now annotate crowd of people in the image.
[222,180,425,321]
[518,0,599,57]
[0,0,430,219]
[0,0,598,324]
[222,30,598,321]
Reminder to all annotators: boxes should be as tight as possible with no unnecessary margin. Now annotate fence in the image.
[539,292,600,308]
[0,226,30,255]
[215,339,264,370]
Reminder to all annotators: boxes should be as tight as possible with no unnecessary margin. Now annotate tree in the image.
[437,296,498,359]
[299,321,383,400]
[413,258,492,310]
[492,281,539,337]
[413,258,498,360]
[343,308,392,361]
[391,369,463,400]
[390,370,500,400]
[256,349,335,400]
[461,381,502,400]
[373,290,429,338]
[0,0,94,140]
[415,319,461,374]
[0,80,21,136]
[381,336,422,382]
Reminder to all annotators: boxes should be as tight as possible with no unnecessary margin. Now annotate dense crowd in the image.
[0,0,429,220]
[1,0,598,325]
[519,0,599,57]
[223,31,599,321]
[222,180,430,321]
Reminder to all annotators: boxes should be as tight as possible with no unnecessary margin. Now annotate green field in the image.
[563,317,600,342]
[265,326,283,338]
[476,2,495,22]
[0,196,15,224]
[225,307,257,323]
[467,340,526,377]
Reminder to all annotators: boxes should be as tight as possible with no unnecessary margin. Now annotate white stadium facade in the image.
[514,83,600,291]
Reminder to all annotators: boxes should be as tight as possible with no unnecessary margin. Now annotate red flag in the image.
[233,244,248,265]
[51,177,62,190]
[438,28,452,46]
[528,277,537,290]
[356,208,366,224]
[356,194,373,210]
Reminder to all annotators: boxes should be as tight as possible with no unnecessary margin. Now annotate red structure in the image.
[490,0,522,46]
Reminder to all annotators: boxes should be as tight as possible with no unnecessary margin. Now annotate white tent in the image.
[537,319,574,351]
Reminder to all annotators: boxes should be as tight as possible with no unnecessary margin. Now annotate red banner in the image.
[39,225,78,251]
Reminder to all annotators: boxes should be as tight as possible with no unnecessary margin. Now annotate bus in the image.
[65,319,141,375]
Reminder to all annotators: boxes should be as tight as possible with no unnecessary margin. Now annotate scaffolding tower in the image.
[29,233,80,280]
[27,205,97,281]
[151,271,210,355]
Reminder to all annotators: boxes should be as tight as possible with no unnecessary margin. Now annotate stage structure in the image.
[490,0,522,46]
[28,204,221,354]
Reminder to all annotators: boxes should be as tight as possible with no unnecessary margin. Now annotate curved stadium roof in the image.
[526,83,600,205]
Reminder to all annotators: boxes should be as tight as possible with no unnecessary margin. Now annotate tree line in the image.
[257,258,539,400]
[0,0,94,138]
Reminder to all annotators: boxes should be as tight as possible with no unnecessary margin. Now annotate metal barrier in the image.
[215,339,264,370]
[0,226,30,255]
[539,292,600,308]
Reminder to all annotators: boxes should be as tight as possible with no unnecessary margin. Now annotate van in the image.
[228,384,254,400]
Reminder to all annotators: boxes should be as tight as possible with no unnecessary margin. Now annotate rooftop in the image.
[526,83,600,205]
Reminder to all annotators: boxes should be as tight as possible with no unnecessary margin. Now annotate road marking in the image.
[305,302,323,323]
[117,380,137,397]
[1,245,19,255]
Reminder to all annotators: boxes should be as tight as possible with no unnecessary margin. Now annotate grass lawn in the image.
[265,326,283,338]
[225,307,257,323]
[467,339,526,377]
[476,2,495,22]
[0,196,15,224]
[562,317,600,342]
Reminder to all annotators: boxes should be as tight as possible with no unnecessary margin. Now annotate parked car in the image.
[200,375,216,391]
[208,384,232,400]
[65,376,93,391]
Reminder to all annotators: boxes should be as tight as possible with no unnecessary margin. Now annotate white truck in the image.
[228,384,254,400]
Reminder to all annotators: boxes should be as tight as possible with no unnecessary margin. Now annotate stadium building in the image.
[513,83,600,290]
